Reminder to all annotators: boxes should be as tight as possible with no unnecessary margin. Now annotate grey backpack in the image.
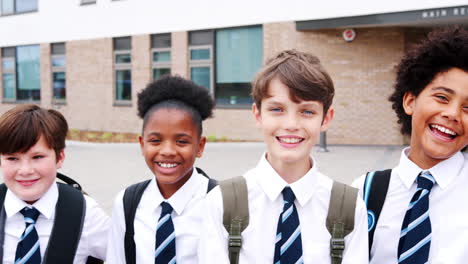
[219,176,358,264]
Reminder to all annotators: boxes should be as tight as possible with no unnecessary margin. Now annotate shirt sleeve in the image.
[82,195,110,261]
[197,187,230,264]
[105,190,126,264]
[342,194,369,264]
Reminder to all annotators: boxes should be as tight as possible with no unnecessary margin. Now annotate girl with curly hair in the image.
[107,75,216,264]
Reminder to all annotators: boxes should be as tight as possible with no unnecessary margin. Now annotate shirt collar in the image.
[396,147,464,189]
[254,153,319,207]
[5,181,58,220]
[149,168,204,216]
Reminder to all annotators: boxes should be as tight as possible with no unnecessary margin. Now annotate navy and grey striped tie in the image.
[155,201,176,264]
[15,207,41,264]
[398,171,435,263]
[274,187,303,264]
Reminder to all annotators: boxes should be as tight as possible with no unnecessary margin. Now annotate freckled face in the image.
[1,136,64,204]
[404,68,468,168]
[139,108,206,196]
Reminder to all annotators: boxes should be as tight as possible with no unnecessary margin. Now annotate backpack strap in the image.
[363,169,391,255]
[123,179,151,264]
[0,184,7,262]
[43,183,86,264]
[219,176,249,264]
[196,167,218,193]
[326,181,358,264]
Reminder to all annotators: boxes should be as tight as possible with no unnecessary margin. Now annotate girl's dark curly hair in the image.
[137,75,215,136]
[389,26,468,136]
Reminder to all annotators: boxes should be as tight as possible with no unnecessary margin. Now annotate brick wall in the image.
[0,25,435,144]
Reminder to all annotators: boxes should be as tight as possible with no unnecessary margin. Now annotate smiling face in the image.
[139,108,206,198]
[403,67,468,169]
[1,135,64,204]
[253,78,333,175]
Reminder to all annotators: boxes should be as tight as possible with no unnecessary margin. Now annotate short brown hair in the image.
[252,49,335,113]
[0,104,68,159]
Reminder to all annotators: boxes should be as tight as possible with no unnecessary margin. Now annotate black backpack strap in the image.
[43,183,86,264]
[196,167,218,193]
[363,169,391,255]
[57,172,83,192]
[123,180,151,264]
[0,184,7,262]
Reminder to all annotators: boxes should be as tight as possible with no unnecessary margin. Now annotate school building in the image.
[1,0,467,144]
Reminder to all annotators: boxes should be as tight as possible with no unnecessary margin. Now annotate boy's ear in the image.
[252,103,262,125]
[56,150,65,169]
[197,136,207,158]
[403,92,416,116]
[320,106,334,132]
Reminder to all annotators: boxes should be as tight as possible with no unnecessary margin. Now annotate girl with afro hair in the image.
[107,75,216,264]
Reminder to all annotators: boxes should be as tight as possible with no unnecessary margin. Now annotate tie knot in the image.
[20,207,40,223]
[417,171,435,191]
[282,187,296,204]
[160,202,173,215]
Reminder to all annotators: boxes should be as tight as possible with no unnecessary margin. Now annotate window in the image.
[151,33,171,80]
[114,37,132,102]
[2,45,40,101]
[51,43,66,102]
[1,0,37,15]
[189,30,213,93]
[188,26,262,106]
[215,26,262,106]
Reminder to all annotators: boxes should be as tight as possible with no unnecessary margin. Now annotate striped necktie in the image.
[155,201,176,264]
[398,171,435,264]
[274,187,303,264]
[15,207,41,264]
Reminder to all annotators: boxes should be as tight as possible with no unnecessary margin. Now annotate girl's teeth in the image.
[159,163,177,168]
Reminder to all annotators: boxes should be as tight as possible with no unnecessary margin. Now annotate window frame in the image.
[2,56,17,102]
[2,45,41,102]
[213,25,262,108]
[113,38,132,105]
[1,0,38,16]
[51,43,66,104]
[188,45,214,94]
[151,47,171,80]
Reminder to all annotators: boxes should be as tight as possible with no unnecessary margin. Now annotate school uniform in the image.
[352,148,468,264]
[106,167,209,264]
[198,153,369,264]
[3,180,109,264]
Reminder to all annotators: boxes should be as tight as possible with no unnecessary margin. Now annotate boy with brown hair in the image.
[0,104,109,263]
[198,50,368,263]
[353,27,468,264]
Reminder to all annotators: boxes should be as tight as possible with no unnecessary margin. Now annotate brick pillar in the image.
[40,43,52,108]
[171,31,188,78]
[263,22,297,61]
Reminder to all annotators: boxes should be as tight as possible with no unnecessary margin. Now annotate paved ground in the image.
[53,141,404,213]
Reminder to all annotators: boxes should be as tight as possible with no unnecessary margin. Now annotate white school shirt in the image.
[106,168,209,264]
[198,154,369,264]
[352,148,468,264]
[3,181,109,264]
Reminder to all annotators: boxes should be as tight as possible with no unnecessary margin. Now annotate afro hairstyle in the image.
[137,75,215,136]
[389,26,468,136]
